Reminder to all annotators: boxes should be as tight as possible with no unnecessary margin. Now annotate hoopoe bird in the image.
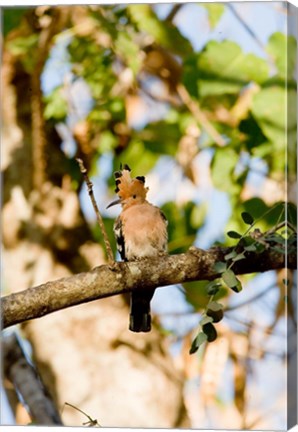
[107,164,168,332]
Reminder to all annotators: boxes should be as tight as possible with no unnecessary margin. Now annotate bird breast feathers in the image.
[120,204,167,259]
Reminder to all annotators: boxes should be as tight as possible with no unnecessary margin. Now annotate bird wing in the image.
[114,216,126,261]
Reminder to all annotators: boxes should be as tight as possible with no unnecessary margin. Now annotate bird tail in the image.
[129,289,155,332]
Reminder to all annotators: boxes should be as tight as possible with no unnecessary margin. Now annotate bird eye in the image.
[133,195,136,199]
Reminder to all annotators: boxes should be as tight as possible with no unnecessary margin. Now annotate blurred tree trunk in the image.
[2,8,188,427]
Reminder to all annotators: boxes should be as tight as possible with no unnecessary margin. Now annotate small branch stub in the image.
[76,158,114,264]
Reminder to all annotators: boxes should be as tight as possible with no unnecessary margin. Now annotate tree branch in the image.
[227,4,275,69]
[3,333,63,425]
[31,7,69,190]
[165,4,184,22]
[176,84,226,147]
[2,246,295,329]
[76,158,114,263]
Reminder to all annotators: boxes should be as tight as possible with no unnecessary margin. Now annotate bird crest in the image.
[114,164,148,200]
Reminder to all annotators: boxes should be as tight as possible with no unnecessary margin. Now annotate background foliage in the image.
[2,3,297,429]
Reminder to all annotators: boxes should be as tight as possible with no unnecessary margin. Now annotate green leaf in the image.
[232,252,246,262]
[242,235,256,246]
[200,315,214,326]
[202,4,225,29]
[231,280,243,293]
[205,281,221,295]
[206,302,224,323]
[272,246,285,254]
[288,203,297,227]
[184,279,227,310]
[267,32,297,78]
[227,231,242,239]
[7,34,39,56]
[189,332,208,354]
[44,87,68,121]
[251,87,296,169]
[127,5,192,56]
[222,269,242,293]
[207,301,223,312]
[211,147,239,192]
[288,233,297,245]
[163,201,198,254]
[213,261,227,273]
[239,113,268,152]
[182,55,200,97]
[3,8,27,36]
[241,211,254,225]
[224,250,237,260]
[99,131,118,153]
[266,234,286,244]
[140,121,181,156]
[254,242,266,253]
[196,40,269,97]
[222,269,241,290]
[244,243,258,252]
[202,322,217,342]
[243,199,285,229]
[115,32,142,75]
[190,204,208,229]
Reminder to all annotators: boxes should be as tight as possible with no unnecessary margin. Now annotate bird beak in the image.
[106,198,122,209]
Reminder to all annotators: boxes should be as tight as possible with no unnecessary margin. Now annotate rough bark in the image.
[2,245,294,329]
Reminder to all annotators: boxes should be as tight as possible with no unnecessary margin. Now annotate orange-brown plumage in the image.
[112,165,149,206]
[107,164,168,332]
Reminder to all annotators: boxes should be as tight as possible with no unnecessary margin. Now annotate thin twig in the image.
[64,402,101,427]
[227,4,265,52]
[225,284,275,311]
[165,4,184,22]
[139,85,180,107]
[176,84,226,147]
[227,4,275,69]
[76,158,114,264]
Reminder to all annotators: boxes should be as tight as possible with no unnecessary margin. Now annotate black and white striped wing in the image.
[114,216,126,261]
[159,209,168,251]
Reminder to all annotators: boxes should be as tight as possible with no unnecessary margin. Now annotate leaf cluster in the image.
[189,206,296,354]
